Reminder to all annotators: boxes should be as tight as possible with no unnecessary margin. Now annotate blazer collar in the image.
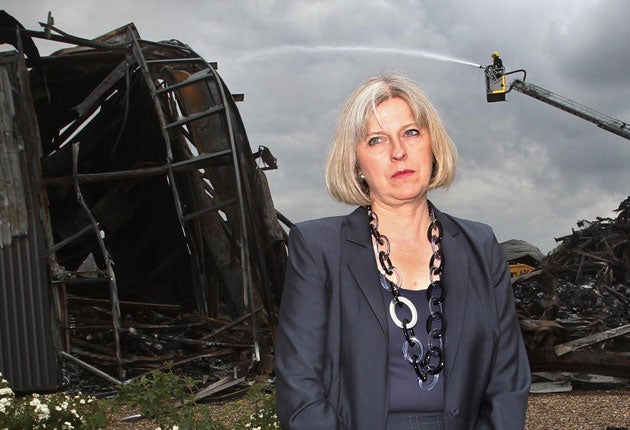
[344,205,371,246]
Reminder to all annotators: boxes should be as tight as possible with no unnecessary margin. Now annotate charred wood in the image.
[513,197,630,382]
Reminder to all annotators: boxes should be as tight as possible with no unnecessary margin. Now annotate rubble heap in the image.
[512,197,629,380]
[545,196,630,289]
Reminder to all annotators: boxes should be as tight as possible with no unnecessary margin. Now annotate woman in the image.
[275,73,530,429]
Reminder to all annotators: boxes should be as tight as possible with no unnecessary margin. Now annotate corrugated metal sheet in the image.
[0,51,61,391]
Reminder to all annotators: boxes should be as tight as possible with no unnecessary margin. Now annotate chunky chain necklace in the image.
[368,205,447,391]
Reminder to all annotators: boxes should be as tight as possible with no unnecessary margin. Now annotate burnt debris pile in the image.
[511,197,630,382]
[63,302,273,397]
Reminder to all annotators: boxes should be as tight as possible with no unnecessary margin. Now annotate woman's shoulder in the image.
[436,208,506,271]
[291,206,364,237]
[434,206,497,246]
[286,212,358,265]
[442,211,494,235]
[291,214,348,238]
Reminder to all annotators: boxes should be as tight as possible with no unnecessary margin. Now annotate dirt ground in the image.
[105,389,630,429]
[525,389,629,430]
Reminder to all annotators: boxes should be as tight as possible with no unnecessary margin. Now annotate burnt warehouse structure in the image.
[0,13,287,391]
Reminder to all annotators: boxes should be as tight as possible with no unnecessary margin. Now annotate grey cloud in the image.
[5,0,629,254]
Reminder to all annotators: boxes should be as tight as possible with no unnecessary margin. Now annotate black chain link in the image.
[368,206,447,390]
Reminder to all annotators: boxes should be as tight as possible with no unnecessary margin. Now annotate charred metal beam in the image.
[71,142,123,378]
[200,308,263,341]
[181,197,238,223]
[60,351,122,385]
[275,210,294,229]
[164,104,224,129]
[127,30,202,316]
[164,336,253,349]
[74,58,135,118]
[145,57,206,65]
[47,224,93,255]
[43,149,233,185]
[67,296,181,312]
[192,376,246,401]
[155,69,213,95]
[23,28,126,51]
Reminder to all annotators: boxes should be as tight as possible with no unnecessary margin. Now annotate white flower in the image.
[61,422,74,430]
[34,403,50,421]
[172,426,179,430]
[0,387,13,397]
[79,398,86,404]
[0,397,10,413]
[30,397,41,406]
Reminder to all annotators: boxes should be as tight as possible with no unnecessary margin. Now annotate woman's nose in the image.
[391,138,407,160]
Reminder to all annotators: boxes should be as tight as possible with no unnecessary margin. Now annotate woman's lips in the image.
[392,169,414,178]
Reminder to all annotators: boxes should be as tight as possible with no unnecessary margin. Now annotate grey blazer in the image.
[275,205,531,429]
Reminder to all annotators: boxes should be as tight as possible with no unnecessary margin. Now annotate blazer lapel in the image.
[433,206,470,390]
[343,207,389,336]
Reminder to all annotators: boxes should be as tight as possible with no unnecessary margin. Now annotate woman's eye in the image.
[367,136,382,145]
[405,128,420,137]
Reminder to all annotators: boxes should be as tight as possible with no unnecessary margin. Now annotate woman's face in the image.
[356,97,433,208]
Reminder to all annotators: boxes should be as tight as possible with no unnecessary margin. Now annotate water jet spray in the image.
[238,45,482,68]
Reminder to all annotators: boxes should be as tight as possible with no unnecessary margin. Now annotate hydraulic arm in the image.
[484,53,630,141]
[510,79,630,140]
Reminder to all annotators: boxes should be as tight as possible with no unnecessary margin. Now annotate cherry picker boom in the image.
[483,54,630,141]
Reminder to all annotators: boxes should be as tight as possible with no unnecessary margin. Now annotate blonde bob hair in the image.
[325,73,457,206]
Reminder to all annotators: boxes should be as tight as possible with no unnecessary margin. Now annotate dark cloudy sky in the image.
[8,0,630,253]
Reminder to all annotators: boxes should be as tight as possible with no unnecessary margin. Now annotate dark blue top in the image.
[383,287,445,413]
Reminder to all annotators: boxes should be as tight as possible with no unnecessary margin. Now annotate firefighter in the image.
[491,51,504,73]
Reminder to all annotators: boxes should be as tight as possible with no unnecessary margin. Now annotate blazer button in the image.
[449,406,460,416]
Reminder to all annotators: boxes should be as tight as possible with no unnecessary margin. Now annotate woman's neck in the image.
[369,199,432,239]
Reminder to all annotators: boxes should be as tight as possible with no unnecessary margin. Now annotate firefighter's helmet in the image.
[491,51,500,58]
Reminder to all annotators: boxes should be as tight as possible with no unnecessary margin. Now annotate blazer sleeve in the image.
[476,236,531,429]
[275,224,347,429]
